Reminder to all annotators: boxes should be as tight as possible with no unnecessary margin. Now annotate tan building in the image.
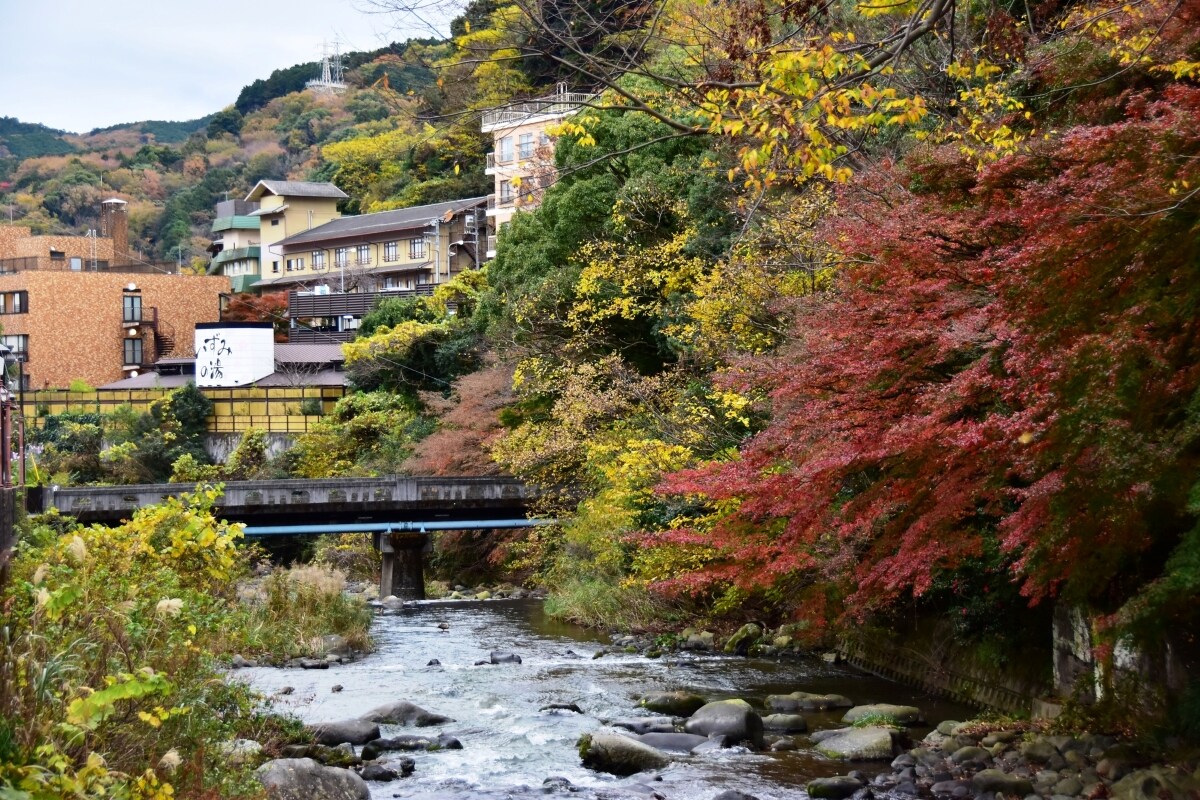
[247,180,347,280]
[481,87,592,257]
[0,271,227,388]
[263,196,488,341]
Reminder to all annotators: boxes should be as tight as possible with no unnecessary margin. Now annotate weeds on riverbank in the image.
[544,577,682,631]
[236,565,372,661]
[0,487,339,798]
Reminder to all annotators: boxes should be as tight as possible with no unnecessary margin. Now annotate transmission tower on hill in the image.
[307,40,347,94]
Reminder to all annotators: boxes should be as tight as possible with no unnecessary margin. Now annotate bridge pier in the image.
[380,533,425,601]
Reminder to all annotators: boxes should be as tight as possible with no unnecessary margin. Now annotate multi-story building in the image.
[0,271,227,388]
[272,196,488,342]
[481,86,592,258]
[248,179,348,283]
[207,199,261,292]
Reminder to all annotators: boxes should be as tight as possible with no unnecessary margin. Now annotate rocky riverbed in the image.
[229,599,1197,800]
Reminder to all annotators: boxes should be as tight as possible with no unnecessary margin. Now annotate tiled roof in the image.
[278,197,487,248]
[245,181,349,201]
[274,343,345,364]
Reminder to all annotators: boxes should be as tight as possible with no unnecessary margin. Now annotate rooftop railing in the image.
[481,92,593,130]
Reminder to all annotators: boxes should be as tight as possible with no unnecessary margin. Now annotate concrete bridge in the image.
[44,476,545,600]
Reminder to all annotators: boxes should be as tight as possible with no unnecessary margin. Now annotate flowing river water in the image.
[236,599,976,799]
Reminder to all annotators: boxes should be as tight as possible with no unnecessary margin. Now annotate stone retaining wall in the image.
[837,625,1051,715]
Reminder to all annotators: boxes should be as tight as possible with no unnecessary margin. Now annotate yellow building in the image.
[246,180,347,281]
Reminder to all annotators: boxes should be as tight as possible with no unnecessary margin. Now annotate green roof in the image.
[211,246,260,269]
[211,215,260,233]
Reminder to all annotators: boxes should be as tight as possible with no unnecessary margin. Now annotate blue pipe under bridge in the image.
[240,518,558,600]
[240,519,555,536]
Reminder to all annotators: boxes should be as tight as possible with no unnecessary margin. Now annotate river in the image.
[236,599,976,799]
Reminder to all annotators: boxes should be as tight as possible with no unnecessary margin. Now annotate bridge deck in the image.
[47,476,535,525]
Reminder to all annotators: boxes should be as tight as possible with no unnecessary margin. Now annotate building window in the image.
[0,291,27,315]
[312,250,326,270]
[123,337,143,366]
[49,249,65,261]
[69,257,82,271]
[499,136,513,162]
[357,245,371,266]
[272,261,280,274]
[384,241,398,262]
[123,293,142,323]
[334,248,349,268]
[409,239,426,260]
[271,218,280,226]
[286,257,305,272]
[499,180,513,203]
[518,132,534,159]
[0,335,27,360]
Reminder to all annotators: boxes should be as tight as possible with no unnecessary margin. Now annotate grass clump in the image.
[239,565,372,661]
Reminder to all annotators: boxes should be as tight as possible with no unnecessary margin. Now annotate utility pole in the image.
[177,244,185,272]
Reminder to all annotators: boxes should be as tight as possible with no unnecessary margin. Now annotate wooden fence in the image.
[20,386,346,435]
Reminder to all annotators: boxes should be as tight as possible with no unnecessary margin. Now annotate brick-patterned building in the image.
[0,271,228,388]
[0,225,118,272]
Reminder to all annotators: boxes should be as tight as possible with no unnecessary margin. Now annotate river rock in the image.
[816,727,897,760]
[723,623,762,655]
[950,745,992,766]
[610,717,678,735]
[359,764,400,782]
[1021,738,1060,762]
[842,704,923,726]
[769,736,797,751]
[691,736,729,754]
[762,713,808,733]
[299,658,331,670]
[971,769,1034,796]
[219,738,263,766]
[684,699,764,748]
[1112,767,1200,800]
[308,720,380,746]
[230,654,255,668]
[360,700,453,727]
[280,744,360,768]
[490,650,522,664]
[811,727,852,743]
[684,632,715,650]
[807,776,866,798]
[713,792,761,800]
[578,732,671,776]
[635,732,710,753]
[541,703,584,714]
[937,720,961,735]
[360,733,459,760]
[256,758,369,800]
[766,691,854,712]
[639,690,707,716]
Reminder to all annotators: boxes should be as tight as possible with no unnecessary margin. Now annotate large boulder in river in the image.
[841,703,923,726]
[256,758,369,800]
[360,700,453,727]
[815,727,897,760]
[723,623,762,655]
[307,719,380,746]
[639,690,706,716]
[490,650,522,664]
[766,691,854,712]
[684,699,764,748]
[578,732,671,775]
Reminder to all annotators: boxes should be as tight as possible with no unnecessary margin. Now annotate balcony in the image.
[485,152,496,174]
[481,91,593,132]
[486,235,498,260]
[211,246,261,270]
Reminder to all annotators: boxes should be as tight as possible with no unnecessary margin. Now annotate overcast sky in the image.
[0,0,437,133]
